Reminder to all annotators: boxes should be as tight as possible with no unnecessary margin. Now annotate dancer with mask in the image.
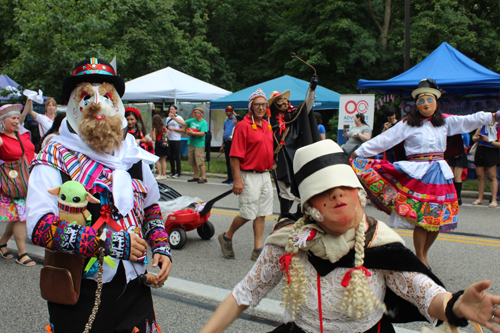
[26,58,171,332]
[268,75,321,219]
[351,78,500,268]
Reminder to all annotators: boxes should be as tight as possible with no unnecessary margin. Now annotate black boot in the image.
[454,182,462,205]
[279,198,294,220]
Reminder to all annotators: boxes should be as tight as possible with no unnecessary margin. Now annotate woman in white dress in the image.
[351,79,499,268]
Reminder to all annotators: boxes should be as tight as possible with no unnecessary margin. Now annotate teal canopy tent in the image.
[210,75,340,110]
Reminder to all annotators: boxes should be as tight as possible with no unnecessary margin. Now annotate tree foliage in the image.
[1,0,500,106]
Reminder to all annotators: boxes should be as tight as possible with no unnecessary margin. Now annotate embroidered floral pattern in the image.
[0,194,27,222]
[352,158,458,232]
[32,213,130,259]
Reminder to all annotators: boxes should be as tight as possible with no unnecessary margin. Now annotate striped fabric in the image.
[32,142,147,197]
[31,142,149,237]
[30,142,171,262]
[0,156,30,198]
[407,153,444,161]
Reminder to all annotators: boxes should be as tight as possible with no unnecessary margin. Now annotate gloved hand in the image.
[310,74,318,91]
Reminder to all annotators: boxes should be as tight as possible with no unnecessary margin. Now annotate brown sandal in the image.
[15,253,36,267]
[0,244,14,259]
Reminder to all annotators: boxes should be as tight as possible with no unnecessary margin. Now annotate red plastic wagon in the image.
[158,183,232,249]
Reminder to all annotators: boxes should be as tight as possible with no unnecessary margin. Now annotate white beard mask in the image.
[66,82,128,154]
[66,82,126,136]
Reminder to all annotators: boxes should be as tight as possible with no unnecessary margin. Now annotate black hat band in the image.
[294,152,350,187]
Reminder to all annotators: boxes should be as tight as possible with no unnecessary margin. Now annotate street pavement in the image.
[1,175,499,333]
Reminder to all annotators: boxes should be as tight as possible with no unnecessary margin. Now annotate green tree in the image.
[2,0,234,101]
[172,0,280,91]
[0,0,18,65]
[3,0,119,102]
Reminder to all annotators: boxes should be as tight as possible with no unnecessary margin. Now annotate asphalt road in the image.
[1,175,499,333]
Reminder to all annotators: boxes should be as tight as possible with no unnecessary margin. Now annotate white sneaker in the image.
[172,174,180,179]
[155,174,162,180]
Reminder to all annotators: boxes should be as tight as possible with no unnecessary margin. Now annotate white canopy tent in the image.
[121,67,231,103]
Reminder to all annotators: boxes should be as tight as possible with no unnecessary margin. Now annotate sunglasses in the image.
[253,103,268,108]
[417,97,436,105]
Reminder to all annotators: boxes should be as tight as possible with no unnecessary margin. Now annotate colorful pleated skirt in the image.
[351,158,458,232]
[0,194,27,222]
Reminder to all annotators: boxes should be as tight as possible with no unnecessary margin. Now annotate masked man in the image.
[27,58,172,333]
[268,75,321,219]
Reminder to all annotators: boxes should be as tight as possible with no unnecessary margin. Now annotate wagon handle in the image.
[199,189,233,217]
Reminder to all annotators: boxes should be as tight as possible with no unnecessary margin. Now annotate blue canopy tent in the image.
[210,75,340,110]
[358,42,500,96]
[0,74,22,101]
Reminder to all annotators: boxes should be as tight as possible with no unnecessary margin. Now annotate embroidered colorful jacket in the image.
[27,141,170,283]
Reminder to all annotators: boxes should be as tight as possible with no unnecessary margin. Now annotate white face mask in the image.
[66,82,125,135]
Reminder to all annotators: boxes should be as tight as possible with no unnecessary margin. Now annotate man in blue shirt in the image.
[220,106,236,184]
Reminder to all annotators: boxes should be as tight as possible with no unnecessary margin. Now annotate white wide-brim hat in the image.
[293,140,362,210]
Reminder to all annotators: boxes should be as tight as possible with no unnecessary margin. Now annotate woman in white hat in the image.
[201,140,500,333]
[351,78,500,269]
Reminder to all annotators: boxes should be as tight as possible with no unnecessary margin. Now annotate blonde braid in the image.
[281,217,309,320]
[337,223,386,318]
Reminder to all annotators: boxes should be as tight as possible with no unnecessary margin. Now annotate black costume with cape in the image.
[270,93,322,197]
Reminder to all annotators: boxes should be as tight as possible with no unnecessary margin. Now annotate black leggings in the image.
[168,140,182,175]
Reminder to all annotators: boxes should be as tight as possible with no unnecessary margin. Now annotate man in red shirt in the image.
[218,89,274,260]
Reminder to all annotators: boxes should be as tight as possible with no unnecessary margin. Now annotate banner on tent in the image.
[337,94,374,146]
[399,95,500,118]
[338,94,375,129]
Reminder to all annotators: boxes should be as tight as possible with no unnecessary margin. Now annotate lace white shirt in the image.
[232,245,446,333]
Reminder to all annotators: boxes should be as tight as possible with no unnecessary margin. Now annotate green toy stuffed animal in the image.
[48,180,117,273]
[48,180,100,227]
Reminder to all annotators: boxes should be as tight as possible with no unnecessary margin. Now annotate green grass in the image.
[160,155,229,176]
[462,179,490,192]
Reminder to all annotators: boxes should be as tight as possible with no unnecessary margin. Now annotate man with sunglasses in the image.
[218,89,274,261]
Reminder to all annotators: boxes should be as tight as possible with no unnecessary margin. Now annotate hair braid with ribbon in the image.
[337,222,386,318]
[281,217,309,320]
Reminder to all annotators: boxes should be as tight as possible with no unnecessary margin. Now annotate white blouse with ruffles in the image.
[232,244,446,333]
[354,112,493,180]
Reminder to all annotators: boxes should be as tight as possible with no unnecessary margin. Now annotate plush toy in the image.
[48,180,100,227]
